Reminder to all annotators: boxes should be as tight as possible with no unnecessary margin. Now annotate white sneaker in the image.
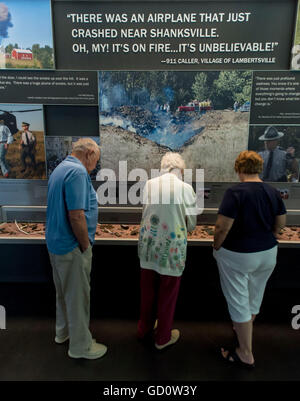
[55,335,69,344]
[155,329,180,350]
[68,342,107,360]
[55,336,95,345]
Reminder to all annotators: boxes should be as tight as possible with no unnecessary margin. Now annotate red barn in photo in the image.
[11,49,33,60]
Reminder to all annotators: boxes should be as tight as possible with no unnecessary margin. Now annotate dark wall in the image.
[0,244,299,325]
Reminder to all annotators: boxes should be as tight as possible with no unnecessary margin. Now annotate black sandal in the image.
[221,348,255,369]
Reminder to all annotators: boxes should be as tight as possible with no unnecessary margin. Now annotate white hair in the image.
[160,152,186,174]
[72,138,100,154]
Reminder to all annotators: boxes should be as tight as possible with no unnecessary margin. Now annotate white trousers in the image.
[49,245,93,354]
[213,245,277,323]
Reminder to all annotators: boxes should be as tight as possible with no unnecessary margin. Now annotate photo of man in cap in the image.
[258,126,299,182]
[0,119,14,178]
[19,122,37,173]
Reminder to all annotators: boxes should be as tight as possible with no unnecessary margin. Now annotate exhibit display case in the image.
[1,180,300,247]
[2,181,300,293]
[1,0,300,283]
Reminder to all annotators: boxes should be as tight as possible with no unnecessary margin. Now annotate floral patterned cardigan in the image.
[138,173,197,277]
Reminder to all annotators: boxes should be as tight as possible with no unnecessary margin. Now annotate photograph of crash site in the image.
[45,136,100,180]
[0,104,46,179]
[248,125,300,183]
[99,71,252,182]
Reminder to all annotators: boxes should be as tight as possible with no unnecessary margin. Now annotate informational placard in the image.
[250,71,300,125]
[0,70,98,104]
[53,0,296,70]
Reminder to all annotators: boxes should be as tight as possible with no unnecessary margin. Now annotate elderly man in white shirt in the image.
[0,119,14,178]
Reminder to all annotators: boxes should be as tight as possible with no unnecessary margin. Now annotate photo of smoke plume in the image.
[99,71,252,182]
[248,125,300,182]
[45,136,100,180]
[0,104,46,179]
[0,1,54,69]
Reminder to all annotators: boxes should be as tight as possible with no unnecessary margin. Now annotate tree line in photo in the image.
[99,71,252,111]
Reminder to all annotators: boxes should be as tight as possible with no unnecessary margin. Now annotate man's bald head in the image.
[72,138,100,156]
[71,138,100,174]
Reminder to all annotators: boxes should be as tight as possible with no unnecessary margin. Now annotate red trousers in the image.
[138,268,181,345]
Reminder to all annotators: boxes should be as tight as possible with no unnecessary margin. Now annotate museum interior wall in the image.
[1,0,300,298]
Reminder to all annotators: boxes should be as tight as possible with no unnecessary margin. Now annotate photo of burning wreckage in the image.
[98,71,252,182]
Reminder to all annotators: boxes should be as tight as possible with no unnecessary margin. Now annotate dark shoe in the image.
[137,320,157,343]
[20,169,26,173]
[137,331,154,347]
[221,348,255,369]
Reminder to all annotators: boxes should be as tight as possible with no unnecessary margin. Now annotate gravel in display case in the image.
[0,222,299,242]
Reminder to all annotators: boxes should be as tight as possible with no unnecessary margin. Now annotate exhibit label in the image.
[0,70,98,104]
[53,0,296,70]
[250,71,300,125]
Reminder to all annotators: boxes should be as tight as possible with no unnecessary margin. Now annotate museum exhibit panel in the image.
[1,1,300,384]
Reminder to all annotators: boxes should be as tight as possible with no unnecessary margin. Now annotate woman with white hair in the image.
[137,152,197,350]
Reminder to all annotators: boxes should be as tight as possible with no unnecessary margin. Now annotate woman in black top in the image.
[213,151,286,368]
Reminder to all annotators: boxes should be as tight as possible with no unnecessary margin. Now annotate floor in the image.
[0,279,300,383]
[1,317,300,381]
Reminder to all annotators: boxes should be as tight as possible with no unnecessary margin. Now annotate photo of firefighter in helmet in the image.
[248,126,300,182]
